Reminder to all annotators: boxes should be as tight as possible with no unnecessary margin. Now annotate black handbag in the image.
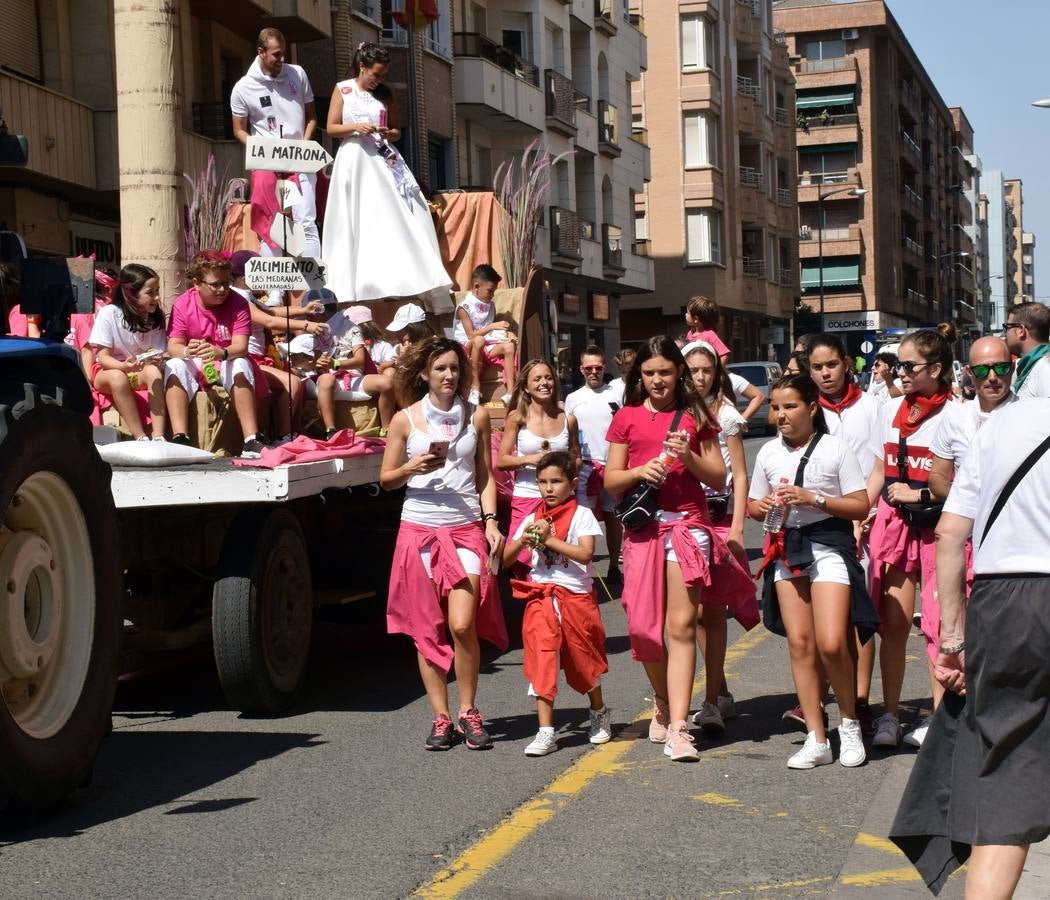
[706,494,730,523]
[615,409,684,533]
[894,436,943,529]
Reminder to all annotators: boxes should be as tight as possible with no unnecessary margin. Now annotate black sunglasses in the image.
[1003,322,1024,332]
[970,362,1012,379]
[895,360,929,374]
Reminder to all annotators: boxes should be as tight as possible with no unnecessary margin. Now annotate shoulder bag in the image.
[615,409,684,532]
[894,435,943,529]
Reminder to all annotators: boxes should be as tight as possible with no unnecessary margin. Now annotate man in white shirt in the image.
[230,27,319,257]
[929,337,1016,501]
[891,399,1050,896]
[564,346,622,586]
[1004,301,1050,398]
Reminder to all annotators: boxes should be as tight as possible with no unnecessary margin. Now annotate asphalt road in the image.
[0,436,975,898]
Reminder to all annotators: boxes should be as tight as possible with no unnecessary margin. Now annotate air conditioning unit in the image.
[842,28,860,41]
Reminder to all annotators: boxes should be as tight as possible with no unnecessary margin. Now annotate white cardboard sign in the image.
[269,216,307,257]
[245,136,334,174]
[245,257,328,292]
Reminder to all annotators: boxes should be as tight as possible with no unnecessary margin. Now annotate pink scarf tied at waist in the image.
[387,521,508,672]
[585,462,605,506]
[621,510,759,663]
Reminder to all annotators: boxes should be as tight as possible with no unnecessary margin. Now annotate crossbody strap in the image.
[979,431,1050,547]
[793,432,824,487]
[669,408,685,435]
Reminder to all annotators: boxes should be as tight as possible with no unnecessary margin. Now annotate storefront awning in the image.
[798,142,857,155]
[796,88,856,110]
[801,260,861,289]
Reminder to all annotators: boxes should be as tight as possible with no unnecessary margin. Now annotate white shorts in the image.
[773,541,850,585]
[165,356,255,399]
[303,371,372,403]
[420,547,481,579]
[658,510,711,564]
[577,462,617,513]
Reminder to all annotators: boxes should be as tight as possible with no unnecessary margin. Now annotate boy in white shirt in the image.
[452,264,517,404]
[502,451,611,757]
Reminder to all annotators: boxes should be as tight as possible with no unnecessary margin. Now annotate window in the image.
[804,38,845,60]
[381,1,409,45]
[635,209,649,241]
[684,112,717,168]
[681,16,718,72]
[686,210,722,264]
[767,234,777,281]
[3,0,43,80]
[428,136,453,190]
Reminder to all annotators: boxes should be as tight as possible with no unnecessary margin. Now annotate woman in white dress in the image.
[322,43,452,305]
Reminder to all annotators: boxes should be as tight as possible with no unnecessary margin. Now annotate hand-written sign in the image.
[245,136,334,174]
[245,257,328,292]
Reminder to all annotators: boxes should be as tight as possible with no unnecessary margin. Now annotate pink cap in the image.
[345,305,373,325]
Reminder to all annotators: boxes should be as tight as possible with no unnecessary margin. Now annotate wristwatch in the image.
[813,494,827,510]
[920,488,932,505]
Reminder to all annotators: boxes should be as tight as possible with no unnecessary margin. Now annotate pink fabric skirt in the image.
[509,494,540,568]
[89,361,152,428]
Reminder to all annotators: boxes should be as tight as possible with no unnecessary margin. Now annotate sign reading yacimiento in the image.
[245,136,334,174]
[244,256,328,292]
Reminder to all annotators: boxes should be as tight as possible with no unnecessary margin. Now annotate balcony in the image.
[550,206,583,263]
[904,288,925,306]
[779,267,795,286]
[773,28,788,47]
[901,184,923,212]
[454,33,538,86]
[350,0,378,19]
[739,166,764,191]
[798,224,863,258]
[602,223,625,276]
[901,235,924,258]
[454,34,544,133]
[545,70,578,137]
[899,78,920,111]
[258,0,332,40]
[598,100,621,157]
[798,56,852,75]
[900,130,921,157]
[775,106,791,127]
[736,75,761,103]
[777,187,792,205]
[743,257,766,277]
[594,0,617,36]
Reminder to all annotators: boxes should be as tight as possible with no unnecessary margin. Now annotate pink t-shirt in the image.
[686,328,730,358]
[606,404,718,514]
[167,287,251,348]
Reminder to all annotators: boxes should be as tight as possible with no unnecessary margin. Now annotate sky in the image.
[884,0,1050,295]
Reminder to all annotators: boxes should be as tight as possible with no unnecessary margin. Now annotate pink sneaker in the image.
[648,696,670,743]
[663,721,700,761]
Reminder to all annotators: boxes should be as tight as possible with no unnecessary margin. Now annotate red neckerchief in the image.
[530,495,578,545]
[754,530,804,581]
[818,381,863,416]
[892,388,952,438]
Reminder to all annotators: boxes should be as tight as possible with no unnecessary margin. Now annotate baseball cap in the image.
[228,250,258,278]
[346,305,373,325]
[387,302,426,332]
[280,333,316,356]
[303,288,339,308]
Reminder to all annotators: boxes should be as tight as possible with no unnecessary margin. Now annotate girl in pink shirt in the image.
[604,336,755,762]
[684,295,730,364]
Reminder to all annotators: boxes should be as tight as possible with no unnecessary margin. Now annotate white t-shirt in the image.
[369,339,397,368]
[607,376,627,405]
[321,310,365,359]
[931,395,1017,467]
[514,505,604,593]
[1014,354,1050,399]
[822,391,882,479]
[87,304,167,362]
[565,384,618,465]
[710,399,745,493]
[230,58,314,140]
[728,372,751,399]
[749,432,866,528]
[452,292,499,344]
[870,394,949,486]
[944,399,1050,574]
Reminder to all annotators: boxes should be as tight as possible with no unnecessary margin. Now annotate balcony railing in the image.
[800,227,853,241]
[743,257,766,276]
[777,187,792,204]
[550,206,582,259]
[901,235,924,256]
[602,223,624,270]
[901,184,923,210]
[350,0,378,19]
[736,75,761,101]
[800,56,851,74]
[798,111,858,128]
[545,69,577,130]
[798,170,852,186]
[900,130,921,157]
[904,288,925,305]
[773,28,788,47]
[594,0,616,32]
[775,106,791,126]
[453,33,539,86]
[598,99,619,147]
[739,166,764,190]
[779,267,795,285]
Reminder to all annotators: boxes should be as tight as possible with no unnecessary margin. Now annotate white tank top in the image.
[513,414,570,498]
[338,79,386,127]
[400,396,481,527]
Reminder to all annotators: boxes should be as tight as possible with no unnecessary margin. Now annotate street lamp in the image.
[816,186,867,327]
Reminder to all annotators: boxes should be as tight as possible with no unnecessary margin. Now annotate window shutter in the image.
[0,0,42,81]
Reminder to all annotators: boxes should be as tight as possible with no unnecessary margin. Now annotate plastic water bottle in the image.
[763,478,790,533]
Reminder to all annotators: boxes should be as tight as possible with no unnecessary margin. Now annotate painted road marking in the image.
[412,626,773,899]
[854,831,906,857]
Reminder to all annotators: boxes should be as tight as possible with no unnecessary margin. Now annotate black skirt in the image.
[890,574,1050,894]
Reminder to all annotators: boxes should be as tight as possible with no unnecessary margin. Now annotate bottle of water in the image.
[763,477,790,533]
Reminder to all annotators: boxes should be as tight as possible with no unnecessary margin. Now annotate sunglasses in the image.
[895,360,929,374]
[581,365,605,373]
[201,280,231,290]
[970,362,1012,379]
[1003,322,1024,333]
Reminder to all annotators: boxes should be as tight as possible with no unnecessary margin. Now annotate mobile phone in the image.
[427,440,450,460]
[136,348,164,363]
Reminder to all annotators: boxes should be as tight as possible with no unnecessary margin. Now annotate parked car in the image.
[727,361,783,435]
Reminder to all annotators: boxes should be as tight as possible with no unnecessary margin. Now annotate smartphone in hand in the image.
[427,440,450,461]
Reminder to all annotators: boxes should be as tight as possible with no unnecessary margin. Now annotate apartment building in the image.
[775,0,976,358]
[1022,231,1036,303]
[451,0,652,371]
[983,171,1010,331]
[622,0,798,359]
[1004,178,1024,305]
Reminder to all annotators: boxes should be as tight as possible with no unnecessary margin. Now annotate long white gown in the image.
[321,79,452,308]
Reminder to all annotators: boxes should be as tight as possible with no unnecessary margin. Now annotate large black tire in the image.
[212,508,313,714]
[0,384,122,825]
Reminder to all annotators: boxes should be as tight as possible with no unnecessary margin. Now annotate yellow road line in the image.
[412,626,772,899]
[719,875,833,895]
[840,865,922,887]
[854,832,906,857]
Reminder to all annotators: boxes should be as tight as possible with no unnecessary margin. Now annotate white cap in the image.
[280,333,315,356]
[387,302,426,332]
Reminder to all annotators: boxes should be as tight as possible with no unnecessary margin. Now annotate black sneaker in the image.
[171,433,192,446]
[425,714,457,751]
[456,707,492,750]
[240,437,267,459]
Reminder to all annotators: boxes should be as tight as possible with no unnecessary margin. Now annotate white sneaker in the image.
[691,701,725,735]
[872,713,902,748]
[467,388,481,405]
[524,729,558,756]
[588,707,611,744]
[838,717,866,767]
[903,719,929,748]
[718,693,738,720]
[136,435,150,442]
[787,731,833,769]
